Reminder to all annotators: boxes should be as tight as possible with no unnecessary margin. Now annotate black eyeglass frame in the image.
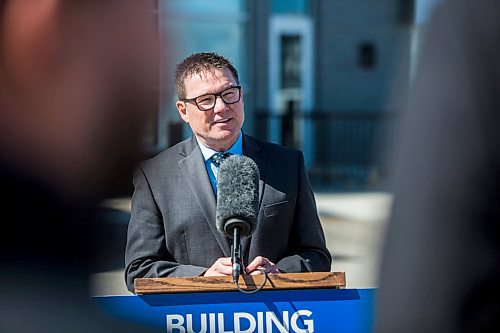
[182,86,242,111]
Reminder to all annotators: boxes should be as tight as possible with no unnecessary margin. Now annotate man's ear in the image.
[176,101,189,124]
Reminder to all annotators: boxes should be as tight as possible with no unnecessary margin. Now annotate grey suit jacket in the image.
[125,134,331,292]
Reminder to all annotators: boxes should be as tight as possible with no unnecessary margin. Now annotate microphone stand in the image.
[231,227,243,283]
[226,219,267,293]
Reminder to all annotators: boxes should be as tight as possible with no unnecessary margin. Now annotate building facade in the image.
[148,0,416,190]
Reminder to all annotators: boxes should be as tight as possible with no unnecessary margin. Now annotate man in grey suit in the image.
[125,52,331,292]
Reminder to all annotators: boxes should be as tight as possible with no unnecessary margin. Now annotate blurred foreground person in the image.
[376,0,500,332]
[0,0,158,332]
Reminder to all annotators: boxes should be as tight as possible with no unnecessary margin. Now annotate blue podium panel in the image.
[94,288,375,333]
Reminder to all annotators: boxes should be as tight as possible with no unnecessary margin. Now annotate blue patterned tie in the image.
[211,152,231,167]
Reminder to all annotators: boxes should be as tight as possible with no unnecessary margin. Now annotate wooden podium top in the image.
[134,272,345,294]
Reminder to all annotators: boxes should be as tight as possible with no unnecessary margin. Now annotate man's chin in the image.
[209,125,239,138]
[214,130,236,139]
[202,129,240,150]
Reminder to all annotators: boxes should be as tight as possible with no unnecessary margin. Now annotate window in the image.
[150,0,248,149]
[359,42,377,69]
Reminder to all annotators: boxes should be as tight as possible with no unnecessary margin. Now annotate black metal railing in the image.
[254,110,402,190]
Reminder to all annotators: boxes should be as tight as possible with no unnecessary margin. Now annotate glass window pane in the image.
[281,35,302,89]
[159,0,248,143]
[165,20,245,79]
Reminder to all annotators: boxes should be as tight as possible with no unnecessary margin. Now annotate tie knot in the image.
[211,152,231,167]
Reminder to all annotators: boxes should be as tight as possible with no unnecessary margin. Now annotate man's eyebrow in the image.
[199,84,238,95]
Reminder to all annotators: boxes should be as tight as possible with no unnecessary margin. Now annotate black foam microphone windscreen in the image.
[216,155,259,238]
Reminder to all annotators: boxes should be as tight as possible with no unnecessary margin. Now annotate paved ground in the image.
[90,192,392,295]
[316,192,392,289]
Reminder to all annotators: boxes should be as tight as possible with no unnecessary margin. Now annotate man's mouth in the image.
[213,118,232,124]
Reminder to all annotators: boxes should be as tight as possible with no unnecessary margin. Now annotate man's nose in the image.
[213,96,229,113]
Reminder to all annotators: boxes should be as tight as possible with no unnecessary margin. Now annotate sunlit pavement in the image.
[90,192,392,295]
[315,192,392,289]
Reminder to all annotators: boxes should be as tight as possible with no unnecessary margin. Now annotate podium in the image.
[93,272,375,333]
[135,272,346,294]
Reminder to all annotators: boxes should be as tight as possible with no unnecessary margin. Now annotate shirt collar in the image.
[197,131,243,161]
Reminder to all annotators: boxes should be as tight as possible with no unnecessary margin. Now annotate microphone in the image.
[216,155,259,283]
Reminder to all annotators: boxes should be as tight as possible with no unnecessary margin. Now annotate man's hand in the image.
[245,256,281,275]
[203,257,232,276]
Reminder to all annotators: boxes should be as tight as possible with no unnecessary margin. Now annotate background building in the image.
[142,0,424,191]
[92,0,445,295]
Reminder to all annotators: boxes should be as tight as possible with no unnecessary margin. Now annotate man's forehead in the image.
[184,68,236,91]
[185,67,234,82]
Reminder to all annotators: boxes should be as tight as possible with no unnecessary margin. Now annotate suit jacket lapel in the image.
[242,134,266,260]
[178,136,230,257]
[243,134,265,205]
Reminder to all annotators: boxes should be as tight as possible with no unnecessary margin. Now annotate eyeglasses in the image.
[182,86,241,111]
